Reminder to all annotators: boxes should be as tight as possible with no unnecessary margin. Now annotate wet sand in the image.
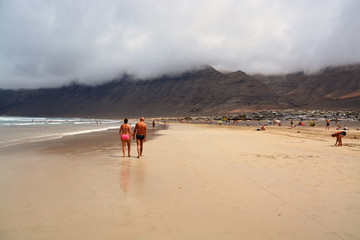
[0,123,359,240]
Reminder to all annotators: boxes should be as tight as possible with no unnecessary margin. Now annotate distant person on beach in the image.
[119,118,133,158]
[133,117,147,158]
[153,121,155,128]
[256,125,266,131]
[332,131,346,146]
[326,119,330,130]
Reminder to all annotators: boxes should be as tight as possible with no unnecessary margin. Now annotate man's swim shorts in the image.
[136,135,145,140]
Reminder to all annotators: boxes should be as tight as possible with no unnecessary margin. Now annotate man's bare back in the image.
[134,122,147,136]
[133,117,147,158]
[134,120,147,139]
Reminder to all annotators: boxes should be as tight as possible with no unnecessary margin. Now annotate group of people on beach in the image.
[119,117,147,158]
[262,118,348,147]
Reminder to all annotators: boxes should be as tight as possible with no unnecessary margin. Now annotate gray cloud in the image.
[1,0,359,89]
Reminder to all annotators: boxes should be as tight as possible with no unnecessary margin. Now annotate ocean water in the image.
[0,116,122,148]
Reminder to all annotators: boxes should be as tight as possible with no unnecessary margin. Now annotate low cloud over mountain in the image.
[1,0,360,89]
[1,64,359,118]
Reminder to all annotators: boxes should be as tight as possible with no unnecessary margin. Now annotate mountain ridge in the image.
[252,63,360,110]
[0,64,359,118]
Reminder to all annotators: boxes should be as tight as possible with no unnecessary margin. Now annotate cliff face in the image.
[253,64,360,110]
[1,64,359,118]
[0,66,289,118]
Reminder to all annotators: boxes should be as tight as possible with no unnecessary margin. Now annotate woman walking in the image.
[119,118,133,158]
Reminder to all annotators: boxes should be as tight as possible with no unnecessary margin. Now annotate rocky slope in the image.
[0,66,289,118]
[253,64,360,110]
[1,64,359,118]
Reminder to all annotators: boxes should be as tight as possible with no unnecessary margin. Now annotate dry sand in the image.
[0,123,359,240]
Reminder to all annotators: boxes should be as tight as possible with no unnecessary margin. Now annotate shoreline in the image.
[0,116,164,149]
[0,123,359,239]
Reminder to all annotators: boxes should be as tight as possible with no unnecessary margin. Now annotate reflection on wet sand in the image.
[0,121,168,240]
[119,159,145,195]
[117,122,167,195]
[120,160,130,193]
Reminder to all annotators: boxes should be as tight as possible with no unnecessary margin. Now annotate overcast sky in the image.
[1,0,360,89]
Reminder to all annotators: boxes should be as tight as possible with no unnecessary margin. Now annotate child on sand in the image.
[332,131,346,146]
[256,125,266,131]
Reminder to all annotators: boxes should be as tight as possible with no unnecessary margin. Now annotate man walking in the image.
[133,117,147,158]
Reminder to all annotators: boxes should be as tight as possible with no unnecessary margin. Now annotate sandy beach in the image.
[0,123,359,240]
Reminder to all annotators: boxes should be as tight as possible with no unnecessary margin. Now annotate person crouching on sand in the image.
[332,131,346,147]
[119,118,133,158]
[133,117,147,158]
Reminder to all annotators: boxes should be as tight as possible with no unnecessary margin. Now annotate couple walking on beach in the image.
[119,117,147,158]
